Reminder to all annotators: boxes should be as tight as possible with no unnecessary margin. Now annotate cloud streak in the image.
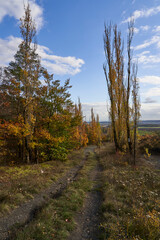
[0,36,85,76]
[0,0,44,31]
[134,25,150,34]
[134,35,160,50]
[135,51,160,65]
[122,5,160,23]
[139,75,160,85]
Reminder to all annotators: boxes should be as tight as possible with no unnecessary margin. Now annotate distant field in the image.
[138,126,160,136]
[138,125,160,135]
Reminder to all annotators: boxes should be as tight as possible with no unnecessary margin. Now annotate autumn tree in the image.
[2,4,43,163]
[35,75,76,162]
[103,23,124,151]
[0,4,77,163]
[71,98,88,149]
[103,21,140,156]
[87,108,102,146]
[0,3,103,165]
[132,64,140,165]
[125,21,134,154]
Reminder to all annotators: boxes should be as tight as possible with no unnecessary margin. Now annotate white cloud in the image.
[141,103,160,120]
[140,25,150,31]
[134,27,139,34]
[0,0,43,31]
[139,76,160,85]
[135,51,160,65]
[0,36,21,65]
[37,45,85,75]
[82,102,108,122]
[142,87,160,98]
[134,25,150,34]
[82,101,160,121]
[122,5,160,23]
[153,25,160,33]
[0,36,85,76]
[134,35,160,50]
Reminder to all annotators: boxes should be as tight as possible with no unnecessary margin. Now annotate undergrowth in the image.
[100,143,160,240]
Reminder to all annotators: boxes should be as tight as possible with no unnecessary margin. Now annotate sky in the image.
[0,0,160,121]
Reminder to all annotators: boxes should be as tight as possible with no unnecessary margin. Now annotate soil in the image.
[69,150,103,240]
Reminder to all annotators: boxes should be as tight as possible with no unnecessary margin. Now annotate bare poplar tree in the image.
[103,24,120,151]
[103,23,126,151]
[125,20,134,155]
[132,64,140,165]
[113,25,125,147]
[103,21,140,157]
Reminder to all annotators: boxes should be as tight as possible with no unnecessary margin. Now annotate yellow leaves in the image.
[7,123,23,138]
[38,128,64,143]
[144,148,151,159]
[17,115,24,124]
[3,118,33,142]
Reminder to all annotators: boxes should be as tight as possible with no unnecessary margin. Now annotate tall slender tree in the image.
[125,21,134,154]
[103,21,139,156]
[132,64,140,165]
[103,24,120,151]
[4,4,42,163]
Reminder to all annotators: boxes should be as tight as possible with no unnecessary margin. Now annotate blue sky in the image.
[0,0,160,120]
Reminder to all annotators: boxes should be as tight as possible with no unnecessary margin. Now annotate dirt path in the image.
[0,146,96,240]
[69,150,103,240]
[142,154,160,170]
[150,155,160,169]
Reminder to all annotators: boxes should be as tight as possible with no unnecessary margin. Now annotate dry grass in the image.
[11,151,97,240]
[0,148,85,217]
[100,143,160,240]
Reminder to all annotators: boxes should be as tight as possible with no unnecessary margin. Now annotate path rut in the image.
[69,150,103,240]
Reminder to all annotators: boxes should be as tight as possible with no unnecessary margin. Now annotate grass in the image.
[138,127,160,129]
[138,130,155,136]
[99,143,160,240]
[11,150,97,240]
[0,148,85,217]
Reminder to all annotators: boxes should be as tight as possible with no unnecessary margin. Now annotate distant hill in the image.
[99,120,160,127]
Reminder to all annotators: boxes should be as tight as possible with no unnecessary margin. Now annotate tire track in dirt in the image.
[69,150,103,240]
[0,146,96,240]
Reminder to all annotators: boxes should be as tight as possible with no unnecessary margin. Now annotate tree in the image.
[103,24,120,151]
[103,21,139,157]
[132,64,140,165]
[87,108,102,146]
[103,23,126,151]
[4,4,44,163]
[0,4,44,163]
[125,21,134,155]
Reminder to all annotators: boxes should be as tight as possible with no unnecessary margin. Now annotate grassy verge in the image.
[11,150,97,240]
[100,143,160,240]
[0,149,85,217]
